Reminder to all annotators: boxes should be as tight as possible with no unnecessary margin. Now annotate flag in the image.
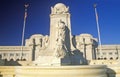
[24,4,29,19]
[24,11,27,19]
[95,9,98,21]
[94,4,102,53]
[94,4,98,22]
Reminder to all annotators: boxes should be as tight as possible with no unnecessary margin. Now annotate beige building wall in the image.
[0,46,31,65]
[75,34,97,61]
[0,35,120,65]
[96,45,120,60]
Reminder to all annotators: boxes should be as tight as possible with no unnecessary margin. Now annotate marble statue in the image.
[54,20,68,58]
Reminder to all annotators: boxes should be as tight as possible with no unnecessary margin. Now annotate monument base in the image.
[33,55,71,66]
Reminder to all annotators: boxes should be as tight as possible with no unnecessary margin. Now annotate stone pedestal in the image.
[33,54,71,66]
[33,56,61,66]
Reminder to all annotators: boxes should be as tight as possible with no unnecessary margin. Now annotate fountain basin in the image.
[15,65,107,77]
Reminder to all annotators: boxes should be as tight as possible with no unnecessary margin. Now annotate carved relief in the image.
[51,3,69,14]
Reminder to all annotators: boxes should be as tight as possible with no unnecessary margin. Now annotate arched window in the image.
[104,57,107,60]
[98,58,100,60]
[23,59,26,61]
[116,57,118,60]
[110,57,113,60]
[16,59,20,61]
[10,58,14,61]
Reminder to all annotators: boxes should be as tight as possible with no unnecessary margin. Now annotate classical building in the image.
[1,3,120,77]
[0,3,120,66]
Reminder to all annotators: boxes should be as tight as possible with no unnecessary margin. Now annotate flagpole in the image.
[94,4,102,58]
[21,4,29,60]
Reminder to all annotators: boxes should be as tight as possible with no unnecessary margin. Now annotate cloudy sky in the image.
[0,0,120,45]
